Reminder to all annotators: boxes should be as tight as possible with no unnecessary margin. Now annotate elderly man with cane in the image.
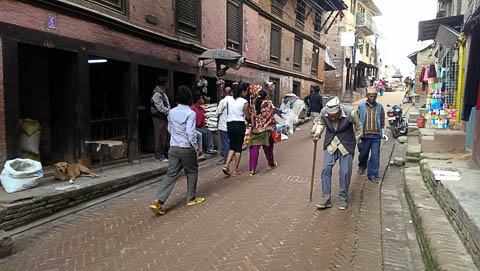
[311,97,362,210]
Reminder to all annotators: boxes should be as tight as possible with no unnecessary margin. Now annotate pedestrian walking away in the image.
[223,82,250,177]
[357,88,385,183]
[248,88,277,176]
[191,93,217,155]
[216,86,233,165]
[150,85,205,215]
[311,97,362,210]
[151,76,171,162]
[309,85,324,115]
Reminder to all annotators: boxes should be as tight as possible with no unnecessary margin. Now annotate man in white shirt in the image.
[216,87,232,165]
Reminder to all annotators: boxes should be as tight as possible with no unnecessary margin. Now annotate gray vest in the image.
[321,105,356,155]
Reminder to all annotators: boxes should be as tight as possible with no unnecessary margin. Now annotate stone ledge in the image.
[404,166,477,270]
[420,159,480,268]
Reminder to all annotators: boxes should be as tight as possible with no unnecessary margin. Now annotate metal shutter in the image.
[227,0,240,50]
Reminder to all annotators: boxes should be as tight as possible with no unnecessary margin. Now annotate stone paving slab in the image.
[421,158,480,268]
[404,166,477,270]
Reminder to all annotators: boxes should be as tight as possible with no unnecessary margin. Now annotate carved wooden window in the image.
[176,0,201,40]
[270,25,281,64]
[314,12,322,38]
[293,36,303,71]
[227,0,242,52]
[272,0,283,17]
[86,0,128,14]
[296,0,306,29]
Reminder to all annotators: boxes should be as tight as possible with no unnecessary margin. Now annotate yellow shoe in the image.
[187,197,205,206]
[150,204,166,215]
[267,162,278,170]
[249,170,255,176]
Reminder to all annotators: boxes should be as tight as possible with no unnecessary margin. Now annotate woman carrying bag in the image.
[223,82,250,177]
[248,89,278,176]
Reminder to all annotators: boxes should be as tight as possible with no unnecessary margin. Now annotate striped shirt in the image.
[360,102,385,135]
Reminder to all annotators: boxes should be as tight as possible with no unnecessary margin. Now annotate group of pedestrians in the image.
[150,79,279,215]
[311,87,385,210]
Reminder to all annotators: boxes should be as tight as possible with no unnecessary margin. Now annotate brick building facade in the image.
[0,0,346,167]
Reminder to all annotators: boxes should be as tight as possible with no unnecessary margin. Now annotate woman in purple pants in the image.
[248,89,278,176]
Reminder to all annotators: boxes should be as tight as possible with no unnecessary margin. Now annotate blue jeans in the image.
[321,149,353,201]
[358,135,381,179]
[220,130,229,162]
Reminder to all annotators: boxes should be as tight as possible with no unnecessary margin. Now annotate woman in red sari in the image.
[248,89,278,176]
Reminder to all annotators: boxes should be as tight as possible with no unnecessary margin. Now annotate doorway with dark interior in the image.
[17,43,77,166]
[89,56,130,162]
[270,77,281,107]
[138,65,167,156]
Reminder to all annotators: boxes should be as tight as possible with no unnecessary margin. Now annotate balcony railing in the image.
[356,13,377,36]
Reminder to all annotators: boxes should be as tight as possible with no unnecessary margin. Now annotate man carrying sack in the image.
[311,97,362,210]
[357,87,385,183]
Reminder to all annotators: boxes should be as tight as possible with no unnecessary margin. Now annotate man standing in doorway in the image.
[151,76,171,162]
[357,88,385,183]
[311,97,363,210]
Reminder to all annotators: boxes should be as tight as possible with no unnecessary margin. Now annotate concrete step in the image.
[433,130,466,153]
[404,166,477,270]
[407,136,421,158]
[420,158,480,268]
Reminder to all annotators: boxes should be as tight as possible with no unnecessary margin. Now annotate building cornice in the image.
[246,60,324,84]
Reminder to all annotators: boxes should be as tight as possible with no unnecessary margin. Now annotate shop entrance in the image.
[17,43,77,165]
[89,57,130,161]
[173,71,196,102]
[138,65,167,154]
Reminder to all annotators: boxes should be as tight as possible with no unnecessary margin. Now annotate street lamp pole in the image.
[350,31,358,100]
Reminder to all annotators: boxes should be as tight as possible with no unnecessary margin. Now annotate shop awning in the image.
[418,15,463,41]
[324,48,336,71]
[435,24,460,48]
[314,0,347,11]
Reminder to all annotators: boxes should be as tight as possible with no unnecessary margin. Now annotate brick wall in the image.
[414,48,435,94]
[0,37,5,167]
[202,0,227,49]
[474,110,480,167]
[324,22,346,97]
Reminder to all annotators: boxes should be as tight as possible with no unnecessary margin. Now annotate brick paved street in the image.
[0,92,422,271]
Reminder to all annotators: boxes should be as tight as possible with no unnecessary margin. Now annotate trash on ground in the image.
[433,169,461,181]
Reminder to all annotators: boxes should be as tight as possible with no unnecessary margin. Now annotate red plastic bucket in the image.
[417,118,426,128]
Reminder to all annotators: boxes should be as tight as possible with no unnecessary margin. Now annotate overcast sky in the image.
[374,0,437,77]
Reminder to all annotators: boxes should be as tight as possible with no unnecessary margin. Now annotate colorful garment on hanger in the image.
[423,66,429,82]
[428,63,437,78]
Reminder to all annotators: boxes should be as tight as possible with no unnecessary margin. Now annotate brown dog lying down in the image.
[53,162,98,182]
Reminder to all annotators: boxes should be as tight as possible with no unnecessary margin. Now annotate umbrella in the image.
[198,49,243,60]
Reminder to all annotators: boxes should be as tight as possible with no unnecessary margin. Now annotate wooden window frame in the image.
[86,0,128,15]
[271,0,283,18]
[293,81,300,96]
[293,36,303,71]
[311,46,319,76]
[296,0,306,29]
[366,43,370,57]
[226,0,243,52]
[314,12,322,38]
[175,0,202,40]
[270,25,282,65]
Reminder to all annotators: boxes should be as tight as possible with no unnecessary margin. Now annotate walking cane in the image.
[309,141,318,202]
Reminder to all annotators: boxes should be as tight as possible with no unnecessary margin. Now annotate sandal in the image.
[267,162,278,170]
[232,171,242,177]
[222,166,231,176]
[249,170,255,177]
[187,197,205,206]
[149,202,166,215]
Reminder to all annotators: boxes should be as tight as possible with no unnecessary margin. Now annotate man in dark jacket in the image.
[311,97,362,210]
[309,86,323,114]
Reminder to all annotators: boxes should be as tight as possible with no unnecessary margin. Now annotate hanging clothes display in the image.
[462,31,480,121]
[428,63,437,78]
